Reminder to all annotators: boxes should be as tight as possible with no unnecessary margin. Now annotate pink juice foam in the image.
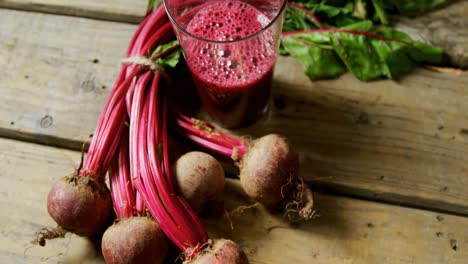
[184,0,276,128]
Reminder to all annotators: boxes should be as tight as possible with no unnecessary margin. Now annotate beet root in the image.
[185,239,249,264]
[101,217,168,264]
[240,134,299,207]
[33,226,66,246]
[47,175,112,237]
[240,134,314,219]
[172,151,225,212]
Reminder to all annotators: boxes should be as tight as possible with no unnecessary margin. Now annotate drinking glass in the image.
[164,0,287,128]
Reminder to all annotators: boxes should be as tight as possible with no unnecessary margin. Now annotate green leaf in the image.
[283,27,443,81]
[376,28,443,64]
[151,40,182,68]
[284,2,360,30]
[281,34,346,80]
[287,0,447,29]
[282,1,445,81]
[330,32,385,80]
[279,43,289,56]
[283,6,316,32]
[371,0,389,24]
[339,20,373,31]
[147,0,163,14]
[330,28,443,81]
[156,50,181,68]
[382,0,446,14]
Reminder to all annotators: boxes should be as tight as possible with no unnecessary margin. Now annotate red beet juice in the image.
[184,0,277,128]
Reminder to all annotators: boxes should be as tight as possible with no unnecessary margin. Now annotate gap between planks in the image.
[0,131,465,219]
[0,137,467,263]
[0,0,147,24]
[1,0,467,68]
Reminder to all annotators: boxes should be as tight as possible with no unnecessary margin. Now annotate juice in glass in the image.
[165,0,286,128]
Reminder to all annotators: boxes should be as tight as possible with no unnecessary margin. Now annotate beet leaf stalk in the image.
[125,67,248,263]
[172,110,247,161]
[37,5,171,246]
[128,69,207,256]
[102,128,168,264]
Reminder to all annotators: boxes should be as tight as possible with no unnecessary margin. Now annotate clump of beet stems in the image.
[102,130,168,264]
[99,4,247,262]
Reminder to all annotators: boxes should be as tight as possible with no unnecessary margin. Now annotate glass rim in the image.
[163,0,287,44]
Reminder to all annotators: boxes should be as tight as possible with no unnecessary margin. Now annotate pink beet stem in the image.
[109,129,135,219]
[133,6,168,57]
[161,93,209,246]
[146,75,208,249]
[80,6,176,182]
[170,110,248,160]
[140,23,174,58]
[125,77,137,115]
[100,105,126,175]
[109,160,124,218]
[288,2,326,29]
[117,135,136,218]
[83,67,143,177]
[129,72,208,252]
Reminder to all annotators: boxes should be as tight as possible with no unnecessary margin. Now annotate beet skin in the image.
[47,175,112,237]
[102,217,168,264]
[186,239,249,264]
[172,151,225,212]
[240,134,299,207]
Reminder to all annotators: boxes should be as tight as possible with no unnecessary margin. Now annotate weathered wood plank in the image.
[0,0,147,23]
[396,0,468,69]
[0,138,105,263]
[0,138,467,263]
[1,0,466,68]
[267,59,468,216]
[218,180,468,264]
[0,9,135,149]
[0,9,467,216]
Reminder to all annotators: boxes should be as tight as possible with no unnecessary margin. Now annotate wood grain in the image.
[1,0,466,68]
[0,0,147,23]
[217,180,468,264]
[0,9,135,149]
[0,9,467,216]
[260,59,468,216]
[0,138,104,263]
[0,138,467,263]
[396,0,468,69]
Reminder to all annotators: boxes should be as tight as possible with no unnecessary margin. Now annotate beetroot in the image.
[172,112,314,219]
[172,151,225,212]
[240,134,299,207]
[185,239,249,264]
[102,217,168,264]
[240,134,314,219]
[47,175,112,236]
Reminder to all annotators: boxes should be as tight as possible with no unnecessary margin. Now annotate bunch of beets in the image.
[36,4,313,264]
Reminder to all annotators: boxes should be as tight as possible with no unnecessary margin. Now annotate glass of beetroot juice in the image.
[164,0,287,128]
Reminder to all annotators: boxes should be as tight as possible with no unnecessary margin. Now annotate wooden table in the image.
[0,1,467,263]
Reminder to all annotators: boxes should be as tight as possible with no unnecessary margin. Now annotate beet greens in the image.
[281,1,444,81]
